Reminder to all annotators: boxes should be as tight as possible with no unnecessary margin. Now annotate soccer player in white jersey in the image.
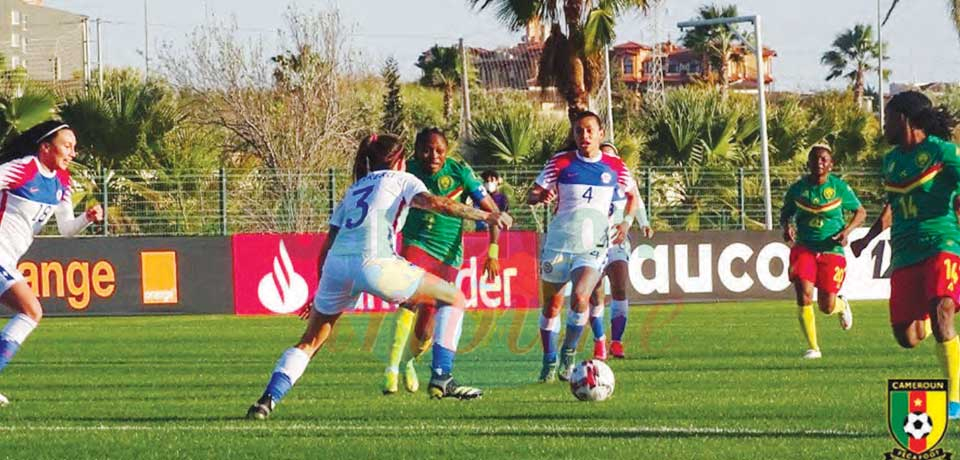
[588,143,653,360]
[528,112,635,382]
[246,133,513,419]
[0,120,103,406]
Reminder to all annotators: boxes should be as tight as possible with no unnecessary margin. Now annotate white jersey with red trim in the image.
[0,156,87,262]
[328,169,428,259]
[535,149,632,253]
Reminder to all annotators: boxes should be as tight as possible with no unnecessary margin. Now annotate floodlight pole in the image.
[603,44,615,143]
[678,14,773,230]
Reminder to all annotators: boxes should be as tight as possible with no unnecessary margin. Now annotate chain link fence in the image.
[60,166,885,237]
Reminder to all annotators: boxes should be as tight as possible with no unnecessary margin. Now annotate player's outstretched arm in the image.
[850,203,891,257]
[412,192,513,230]
[55,202,102,237]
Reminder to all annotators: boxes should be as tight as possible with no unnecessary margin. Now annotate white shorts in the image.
[313,255,426,315]
[539,247,606,285]
[0,256,23,297]
[605,239,631,267]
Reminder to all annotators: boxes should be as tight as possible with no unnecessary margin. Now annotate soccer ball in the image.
[569,359,615,401]
[903,412,934,440]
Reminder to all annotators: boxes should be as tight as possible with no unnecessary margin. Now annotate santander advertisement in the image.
[232,232,539,316]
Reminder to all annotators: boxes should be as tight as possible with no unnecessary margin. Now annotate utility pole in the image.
[143,0,149,81]
[602,44,614,142]
[459,38,472,140]
[81,18,90,90]
[96,18,103,96]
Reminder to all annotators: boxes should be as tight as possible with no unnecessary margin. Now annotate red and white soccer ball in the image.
[569,359,615,401]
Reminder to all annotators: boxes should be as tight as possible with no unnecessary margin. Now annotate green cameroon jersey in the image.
[401,157,486,266]
[780,174,862,254]
[883,135,960,269]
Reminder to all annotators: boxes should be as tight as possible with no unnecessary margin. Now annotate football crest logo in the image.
[823,187,835,199]
[916,152,931,168]
[885,379,952,460]
[438,175,453,190]
[600,172,612,184]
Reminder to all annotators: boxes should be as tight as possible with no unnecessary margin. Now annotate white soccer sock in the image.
[539,312,561,333]
[610,299,629,320]
[590,303,605,320]
[272,347,311,385]
[567,310,589,327]
[434,306,465,352]
[1,314,38,345]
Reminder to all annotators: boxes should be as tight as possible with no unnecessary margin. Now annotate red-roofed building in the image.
[447,33,776,93]
[613,41,777,91]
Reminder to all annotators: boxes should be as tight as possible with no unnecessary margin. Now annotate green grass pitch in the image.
[0,300,954,459]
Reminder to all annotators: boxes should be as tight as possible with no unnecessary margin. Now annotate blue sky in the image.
[45,0,960,92]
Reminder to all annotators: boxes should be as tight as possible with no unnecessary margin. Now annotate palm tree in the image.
[466,0,653,121]
[821,24,882,106]
[416,44,462,123]
[58,69,178,169]
[0,86,57,141]
[680,4,743,93]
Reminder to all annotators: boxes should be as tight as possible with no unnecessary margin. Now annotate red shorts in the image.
[889,252,960,325]
[788,245,846,294]
[401,244,459,283]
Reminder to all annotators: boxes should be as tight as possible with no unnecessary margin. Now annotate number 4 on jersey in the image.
[582,187,593,203]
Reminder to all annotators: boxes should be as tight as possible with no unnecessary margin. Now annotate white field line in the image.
[0,423,876,437]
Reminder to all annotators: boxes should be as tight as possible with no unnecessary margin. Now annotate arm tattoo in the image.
[414,193,489,221]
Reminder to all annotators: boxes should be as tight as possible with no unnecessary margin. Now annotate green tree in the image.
[380,57,407,136]
[58,68,178,169]
[680,4,744,93]
[638,87,760,229]
[821,24,883,106]
[415,44,462,124]
[467,0,654,121]
[0,86,57,141]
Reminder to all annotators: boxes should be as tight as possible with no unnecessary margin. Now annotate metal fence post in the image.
[644,167,653,227]
[101,168,109,236]
[327,168,337,218]
[738,167,746,230]
[219,167,227,235]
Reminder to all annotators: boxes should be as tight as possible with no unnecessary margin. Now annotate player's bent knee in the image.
[542,303,561,318]
[451,291,467,310]
[936,298,957,317]
[893,326,921,349]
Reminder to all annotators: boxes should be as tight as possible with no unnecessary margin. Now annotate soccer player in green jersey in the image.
[780,144,866,359]
[382,128,502,395]
[851,91,960,419]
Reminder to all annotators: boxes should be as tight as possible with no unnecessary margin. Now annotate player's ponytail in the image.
[0,120,73,165]
[353,133,404,182]
[888,91,957,140]
[915,105,956,140]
